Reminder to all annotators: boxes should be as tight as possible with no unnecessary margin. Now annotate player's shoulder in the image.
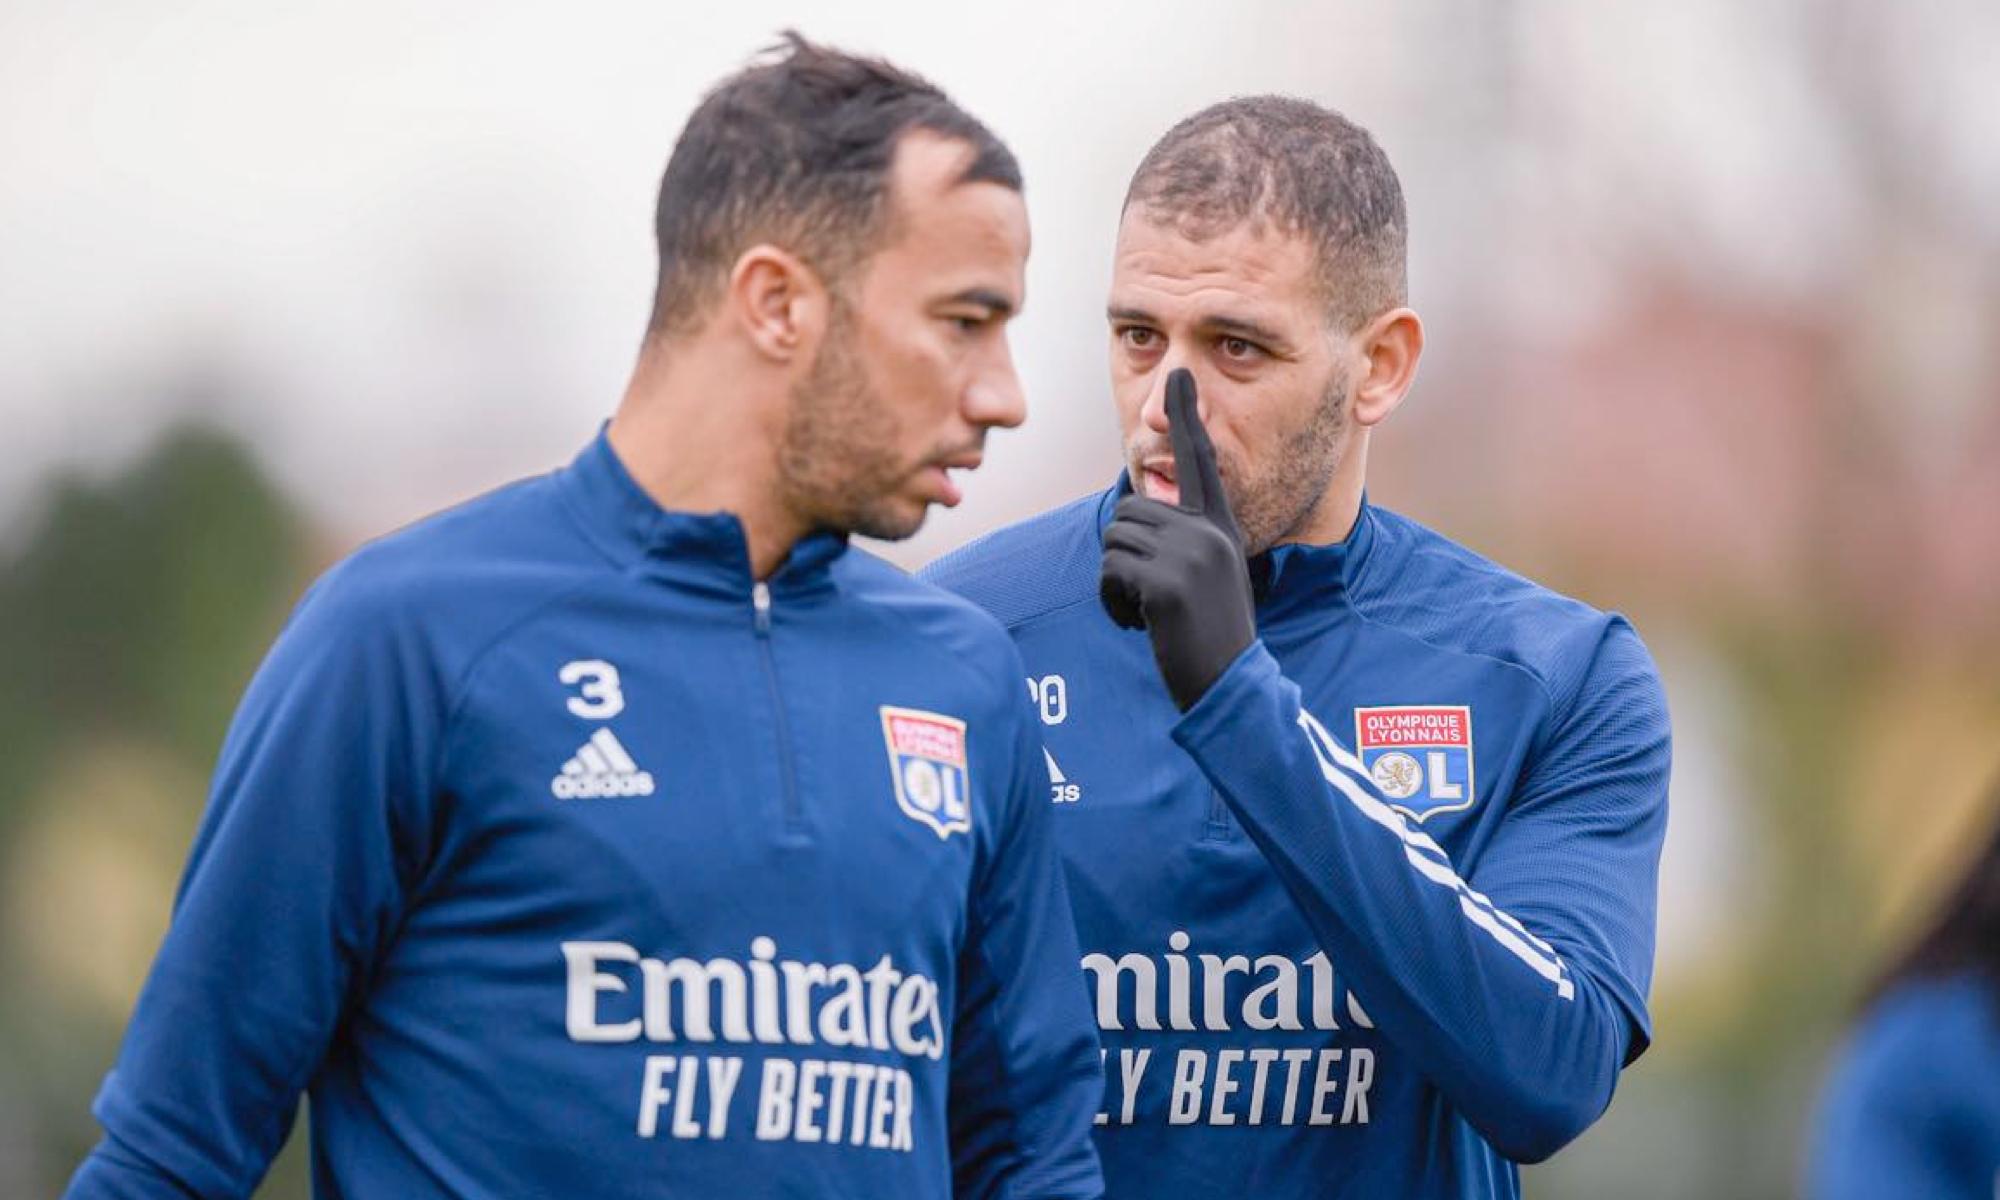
[292,468,611,652]
[1853,972,2000,1062]
[1812,970,2000,1196]
[840,547,1023,663]
[836,547,1033,714]
[1357,504,1660,708]
[918,487,1110,630]
[1830,971,2000,1113]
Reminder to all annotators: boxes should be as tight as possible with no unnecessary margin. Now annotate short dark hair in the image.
[1123,96,1407,330]
[646,32,1021,340]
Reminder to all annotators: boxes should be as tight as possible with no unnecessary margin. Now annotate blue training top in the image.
[1810,971,2000,1200]
[924,480,1671,1198]
[66,432,1104,1200]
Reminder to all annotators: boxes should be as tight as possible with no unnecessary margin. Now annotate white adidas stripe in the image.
[1296,708,1574,1001]
[592,729,639,773]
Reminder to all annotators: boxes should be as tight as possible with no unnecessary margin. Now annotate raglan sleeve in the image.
[63,564,445,1199]
[1170,618,1669,1163]
[947,649,1105,1200]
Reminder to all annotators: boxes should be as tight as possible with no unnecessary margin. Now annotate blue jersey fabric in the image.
[1809,971,2000,1200]
[67,432,1104,1200]
[923,481,1671,1198]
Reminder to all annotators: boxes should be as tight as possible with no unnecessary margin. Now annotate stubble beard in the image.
[1124,363,1352,556]
[1235,363,1351,554]
[776,304,926,542]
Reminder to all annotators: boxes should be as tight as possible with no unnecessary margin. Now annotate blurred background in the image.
[2,1,1996,1195]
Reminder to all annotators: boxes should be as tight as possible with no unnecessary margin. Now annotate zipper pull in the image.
[752,580,772,635]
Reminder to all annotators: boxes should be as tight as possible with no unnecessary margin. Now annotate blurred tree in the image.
[0,422,302,770]
[0,418,311,1197]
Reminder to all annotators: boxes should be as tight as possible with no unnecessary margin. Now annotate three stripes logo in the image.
[551,728,656,799]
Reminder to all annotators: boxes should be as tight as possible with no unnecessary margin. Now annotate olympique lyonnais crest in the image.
[880,706,972,839]
[1354,705,1475,823]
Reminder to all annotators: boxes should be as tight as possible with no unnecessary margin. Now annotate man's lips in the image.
[925,452,984,507]
[1139,459,1179,505]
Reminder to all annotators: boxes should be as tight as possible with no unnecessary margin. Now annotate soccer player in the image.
[1808,784,2000,1199]
[65,35,1103,1200]
[925,97,1671,1196]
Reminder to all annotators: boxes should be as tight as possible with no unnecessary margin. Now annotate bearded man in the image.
[66,35,1103,1200]
[927,96,1670,1198]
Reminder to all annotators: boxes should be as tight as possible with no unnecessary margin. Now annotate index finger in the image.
[1165,368,1221,515]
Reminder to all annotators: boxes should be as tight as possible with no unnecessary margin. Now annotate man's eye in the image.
[1220,336,1260,360]
[948,314,984,333]
[1120,327,1158,349]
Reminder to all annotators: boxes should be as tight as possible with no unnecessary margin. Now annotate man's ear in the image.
[728,244,829,362]
[1351,307,1424,428]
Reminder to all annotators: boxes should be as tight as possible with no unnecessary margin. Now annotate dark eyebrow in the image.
[948,288,1017,319]
[1108,305,1290,350]
[1202,314,1289,347]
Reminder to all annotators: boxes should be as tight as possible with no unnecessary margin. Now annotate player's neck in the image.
[1285,431,1370,548]
[608,342,809,580]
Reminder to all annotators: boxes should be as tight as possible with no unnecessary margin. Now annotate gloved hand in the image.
[1099,368,1257,711]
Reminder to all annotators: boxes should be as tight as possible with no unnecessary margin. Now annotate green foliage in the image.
[0,421,310,1196]
[0,425,302,773]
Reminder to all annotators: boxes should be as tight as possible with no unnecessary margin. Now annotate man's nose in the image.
[965,340,1028,430]
[1138,360,1201,435]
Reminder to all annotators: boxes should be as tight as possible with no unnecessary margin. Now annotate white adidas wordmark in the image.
[552,729,656,799]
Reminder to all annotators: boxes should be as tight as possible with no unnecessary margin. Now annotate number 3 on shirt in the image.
[560,659,625,720]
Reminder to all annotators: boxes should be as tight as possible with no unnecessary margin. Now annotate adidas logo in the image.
[552,729,656,799]
[1045,748,1081,804]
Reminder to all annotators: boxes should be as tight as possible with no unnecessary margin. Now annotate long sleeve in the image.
[948,697,1105,1200]
[65,568,445,1199]
[1170,628,1669,1164]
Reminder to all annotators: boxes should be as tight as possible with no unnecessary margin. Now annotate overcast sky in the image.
[5,0,1994,562]
[0,1,1429,555]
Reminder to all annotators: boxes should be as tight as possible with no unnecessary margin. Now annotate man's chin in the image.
[847,500,930,543]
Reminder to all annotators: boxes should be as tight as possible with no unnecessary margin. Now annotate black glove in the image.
[1100,368,1257,711]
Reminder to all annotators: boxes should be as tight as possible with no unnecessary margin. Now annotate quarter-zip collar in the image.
[1094,470,1376,625]
[1255,496,1375,623]
[556,426,848,598]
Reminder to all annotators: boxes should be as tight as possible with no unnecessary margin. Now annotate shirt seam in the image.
[433,568,639,784]
[428,474,656,776]
[992,502,1110,634]
[1343,587,1567,765]
[997,590,1106,637]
